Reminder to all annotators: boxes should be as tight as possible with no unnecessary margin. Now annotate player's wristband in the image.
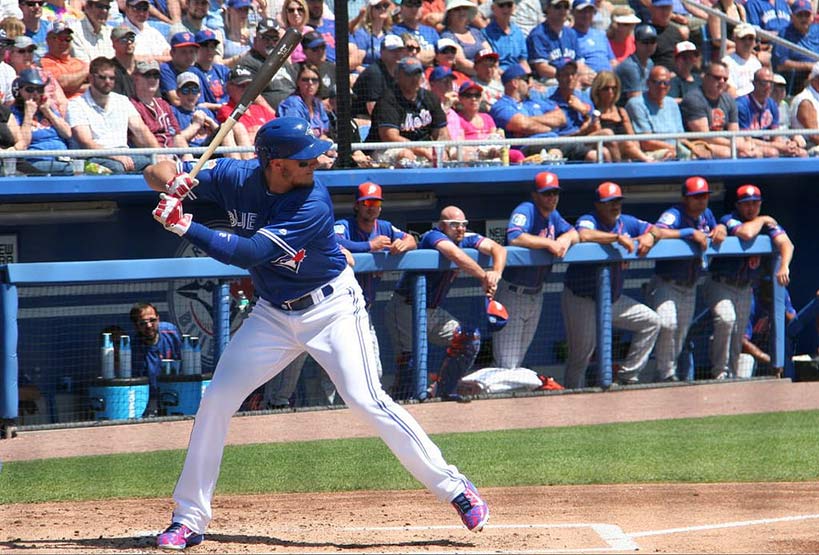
[679,228,695,239]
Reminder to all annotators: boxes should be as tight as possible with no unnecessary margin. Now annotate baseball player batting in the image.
[143,117,489,551]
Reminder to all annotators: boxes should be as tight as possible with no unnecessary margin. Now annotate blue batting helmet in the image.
[254,117,332,165]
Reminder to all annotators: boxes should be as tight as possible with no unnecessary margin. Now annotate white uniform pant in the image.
[704,278,752,377]
[561,288,661,389]
[384,294,461,354]
[171,268,469,534]
[492,282,543,369]
[648,277,697,381]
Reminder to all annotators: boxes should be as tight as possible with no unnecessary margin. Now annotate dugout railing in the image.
[0,237,782,428]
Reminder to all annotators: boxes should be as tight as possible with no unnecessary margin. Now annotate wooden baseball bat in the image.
[188,27,302,179]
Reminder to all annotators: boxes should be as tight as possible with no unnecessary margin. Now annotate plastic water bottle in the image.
[101,333,115,380]
[118,335,132,379]
[191,336,202,375]
[181,334,193,375]
[237,290,250,313]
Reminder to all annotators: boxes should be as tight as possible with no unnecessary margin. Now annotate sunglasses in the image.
[117,35,136,43]
[460,92,481,98]
[131,2,150,10]
[755,79,774,85]
[442,219,468,228]
[300,76,319,83]
[372,2,390,9]
[538,189,560,196]
[440,47,457,54]
[94,73,116,81]
[14,48,35,54]
[23,1,43,6]
[22,85,44,93]
[179,85,200,94]
[54,34,73,42]
[496,1,514,7]
[406,45,420,52]
[142,72,160,79]
[650,79,670,86]
[286,6,304,12]
[361,199,382,207]
[138,317,158,326]
[639,39,657,44]
[600,84,617,91]
[707,74,728,82]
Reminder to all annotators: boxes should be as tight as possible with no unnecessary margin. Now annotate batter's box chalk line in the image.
[341,523,639,553]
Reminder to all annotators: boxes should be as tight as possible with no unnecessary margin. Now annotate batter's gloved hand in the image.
[153,193,192,236]
[165,172,199,200]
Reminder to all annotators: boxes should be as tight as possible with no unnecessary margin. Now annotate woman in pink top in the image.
[456,80,496,140]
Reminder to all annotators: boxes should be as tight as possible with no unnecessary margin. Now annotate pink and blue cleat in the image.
[156,522,204,551]
[451,481,490,532]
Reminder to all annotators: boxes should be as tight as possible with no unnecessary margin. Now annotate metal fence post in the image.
[596,265,613,388]
[0,282,19,420]
[212,281,231,363]
[412,273,428,400]
[771,254,785,371]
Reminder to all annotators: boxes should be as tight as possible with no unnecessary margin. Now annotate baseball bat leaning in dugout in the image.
[187,27,303,179]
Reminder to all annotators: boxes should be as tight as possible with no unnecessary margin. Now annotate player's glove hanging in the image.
[153,193,192,236]
[165,172,199,200]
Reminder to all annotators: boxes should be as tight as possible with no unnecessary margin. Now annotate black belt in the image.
[508,283,543,295]
[711,275,750,288]
[661,276,696,288]
[279,285,334,311]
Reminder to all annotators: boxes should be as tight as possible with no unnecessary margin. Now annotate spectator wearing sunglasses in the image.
[0,31,19,104]
[350,0,395,69]
[646,0,687,73]
[215,65,276,146]
[572,0,614,88]
[471,48,503,107]
[723,24,761,98]
[236,17,290,111]
[482,0,529,73]
[109,25,138,98]
[190,29,230,111]
[772,0,819,96]
[172,70,237,155]
[19,0,52,54]
[615,23,656,105]
[668,40,701,101]
[526,0,586,81]
[69,0,115,63]
[6,35,68,115]
[441,0,492,76]
[130,59,186,152]
[625,65,685,159]
[41,22,88,98]
[168,0,225,61]
[122,0,171,62]
[129,302,182,416]
[352,33,407,117]
[335,182,418,378]
[285,31,335,105]
[160,31,200,106]
[278,63,331,139]
[424,37,470,88]
[10,67,73,174]
[390,0,440,66]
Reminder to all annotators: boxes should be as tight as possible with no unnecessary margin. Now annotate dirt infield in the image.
[3,379,819,553]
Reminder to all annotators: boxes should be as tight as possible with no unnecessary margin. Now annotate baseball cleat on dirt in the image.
[452,481,489,532]
[156,522,204,550]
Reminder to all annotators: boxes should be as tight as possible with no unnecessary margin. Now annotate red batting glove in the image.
[153,193,192,236]
[165,172,199,200]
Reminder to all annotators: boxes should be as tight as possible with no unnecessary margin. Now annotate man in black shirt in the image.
[365,56,449,166]
[352,34,407,118]
[110,26,137,98]
[237,18,291,111]
[648,0,686,72]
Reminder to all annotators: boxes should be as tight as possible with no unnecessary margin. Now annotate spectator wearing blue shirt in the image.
[773,0,819,95]
[191,29,230,112]
[561,182,661,388]
[706,184,794,379]
[305,0,336,63]
[350,0,394,69]
[391,0,441,66]
[745,0,791,36]
[482,0,530,73]
[489,64,565,155]
[737,67,808,157]
[615,24,656,106]
[626,64,685,159]
[160,31,199,107]
[172,71,225,150]
[572,0,615,87]
[129,302,181,415]
[441,0,492,76]
[278,63,331,138]
[527,0,588,80]
[548,58,613,161]
[741,279,798,377]
[20,0,52,56]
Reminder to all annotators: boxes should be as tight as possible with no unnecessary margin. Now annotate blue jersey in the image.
[193,62,230,105]
[745,0,791,34]
[390,23,441,58]
[504,201,573,288]
[709,211,786,286]
[482,20,528,71]
[549,88,595,136]
[334,217,409,306]
[182,158,347,305]
[394,228,484,308]
[172,105,218,147]
[654,204,718,286]
[736,93,779,131]
[574,27,614,73]
[564,212,651,301]
[133,321,181,388]
[489,94,558,138]
[160,62,194,100]
[526,23,579,68]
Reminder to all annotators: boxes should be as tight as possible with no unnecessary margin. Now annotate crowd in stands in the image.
[0,0,818,172]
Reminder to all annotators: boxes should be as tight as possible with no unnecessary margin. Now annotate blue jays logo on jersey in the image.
[272,248,307,272]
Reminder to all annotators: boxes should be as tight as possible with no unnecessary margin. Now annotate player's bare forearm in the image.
[578,228,618,245]
[144,161,181,192]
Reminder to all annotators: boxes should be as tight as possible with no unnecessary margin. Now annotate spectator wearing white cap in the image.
[482,0,530,73]
[122,0,171,62]
[424,37,470,87]
[441,0,492,76]
[391,0,441,66]
[707,0,746,59]
[773,0,819,96]
[7,35,68,114]
[69,0,114,64]
[789,61,819,149]
[41,22,88,98]
[572,0,614,88]
[352,33,407,117]
[472,48,504,106]
[160,31,200,106]
[527,0,587,81]
[723,23,762,98]
[171,70,236,156]
[737,66,807,157]
[668,40,701,101]
[607,6,641,65]
[772,72,789,127]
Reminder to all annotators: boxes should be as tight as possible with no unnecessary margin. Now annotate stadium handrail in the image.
[0,237,784,420]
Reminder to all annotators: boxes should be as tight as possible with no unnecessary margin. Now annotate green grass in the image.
[3,410,819,504]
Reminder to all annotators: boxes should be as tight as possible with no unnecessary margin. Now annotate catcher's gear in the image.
[153,193,192,236]
[166,172,199,200]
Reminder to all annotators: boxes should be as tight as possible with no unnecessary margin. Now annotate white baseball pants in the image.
[704,278,752,378]
[491,282,543,369]
[648,277,697,381]
[561,288,661,389]
[171,267,469,534]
